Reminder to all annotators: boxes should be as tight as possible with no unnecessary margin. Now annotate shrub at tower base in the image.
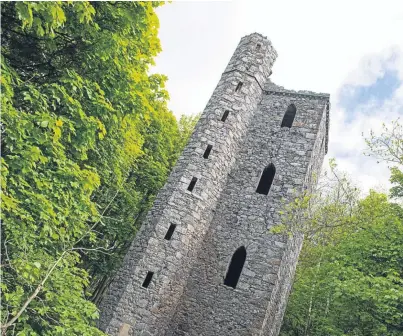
[1,2,197,334]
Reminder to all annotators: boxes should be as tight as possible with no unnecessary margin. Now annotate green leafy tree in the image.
[271,159,360,243]
[279,119,403,335]
[1,2,197,334]
[280,189,403,336]
[365,119,403,199]
[176,113,200,150]
[85,112,199,306]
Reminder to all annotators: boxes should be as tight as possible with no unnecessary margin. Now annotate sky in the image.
[151,0,403,193]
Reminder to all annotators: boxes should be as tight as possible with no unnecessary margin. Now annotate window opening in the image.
[235,82,243,92]
[203,145,213,159]
[164,224,176,240]
[224,246,246,289]
[281,104,297,128]
[142,271,154,288]
[256,163,276,195]
[221,110,230,122]
[187,177,197,192]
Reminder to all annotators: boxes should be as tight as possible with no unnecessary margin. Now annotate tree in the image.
[1,2,198,334]
[280,189,403,336]
[84,112,200,306]
[279,120,403,335]
[176,113,201,151]
[365,119,403,199]
[271,159,361,244]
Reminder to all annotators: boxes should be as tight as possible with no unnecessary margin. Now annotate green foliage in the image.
[270,159,360,244]
[280,120,403,336]
[390,167,403,198]
[84,111,200,307]
[176,113,201,150]
[365,119,403,199]
[280,191,403,336]
[1,2,196,334]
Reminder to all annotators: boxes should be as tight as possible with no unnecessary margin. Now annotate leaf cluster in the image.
[1,2,197,334]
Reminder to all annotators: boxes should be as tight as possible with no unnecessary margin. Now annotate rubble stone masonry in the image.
[98,32,330,336]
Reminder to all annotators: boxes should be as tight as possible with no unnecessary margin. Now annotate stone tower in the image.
[99,33,330,336]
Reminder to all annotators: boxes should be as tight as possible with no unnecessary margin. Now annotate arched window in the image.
[281,104,297,128]
[224,246,246,289]
[256,163,276,195]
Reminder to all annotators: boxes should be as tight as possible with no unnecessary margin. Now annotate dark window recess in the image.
[203,145,213,159]
[221,110,230,122]
[235,82,243,92]
[187,177,197,192]
[164,224,176,240]
[256,43,261,50]
[142,271,154,288]
[224,246,246,289]
[256,163,276,195]
[281,104,297,128]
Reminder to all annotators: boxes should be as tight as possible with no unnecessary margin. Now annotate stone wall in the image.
[98,32,330,336]
[258,95,329,336]
[167,88,329,336]
[98,33,279,336]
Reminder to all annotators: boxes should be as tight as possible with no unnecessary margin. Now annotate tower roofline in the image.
[264,88,330,99]
[241,32,278,59]
[264,81,330,154]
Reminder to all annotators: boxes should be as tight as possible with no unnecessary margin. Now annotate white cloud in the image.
[341,45,403,88]
[151,0,403,193]
[326,46,403,192]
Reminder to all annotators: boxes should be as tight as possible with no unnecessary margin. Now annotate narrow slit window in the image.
[256,163,276,195]
[203,145,213,159]
[235,82,243,92]
[164,224,176,240]
[256,43,261,50]
[224,246,246,289]
[187,177,197,192]
[221,110,230,122]
[281,104,297,128]
[142,271,154,288]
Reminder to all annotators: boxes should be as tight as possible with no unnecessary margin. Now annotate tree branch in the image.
[1,191,119,332]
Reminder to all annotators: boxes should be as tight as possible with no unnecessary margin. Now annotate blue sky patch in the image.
[338,70,401,117]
